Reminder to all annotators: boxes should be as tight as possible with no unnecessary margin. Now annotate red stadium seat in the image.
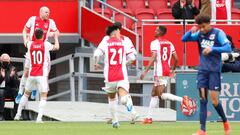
[94,8,112,19]
[135,8,155,21]
[114,9,134,29]
[125,0,147,15]
[107,0,124,9]
[149,0,168,14]
[157,9,174,21]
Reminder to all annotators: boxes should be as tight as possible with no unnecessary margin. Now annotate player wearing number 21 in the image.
[140,26,190,124]
[14,28,59,123]
[93,25,138,128]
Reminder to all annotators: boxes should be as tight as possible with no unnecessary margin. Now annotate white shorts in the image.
[25,76,49,93]
[102,80,129,93]
[154,76,168,87]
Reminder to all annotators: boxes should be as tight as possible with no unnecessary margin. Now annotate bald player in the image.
[16,6,59,103]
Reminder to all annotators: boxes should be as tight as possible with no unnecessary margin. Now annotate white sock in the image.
[108,98,118,123]
[161,93,183,102]
[18,76,27,95]
[147,96,159,118]
[121,94,136,115]
[16,95,28,116]
[37,99,47,121]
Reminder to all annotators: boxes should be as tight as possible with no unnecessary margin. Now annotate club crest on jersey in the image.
[200,39,214,48]
[209,34,216,40]
[44,23,49,29]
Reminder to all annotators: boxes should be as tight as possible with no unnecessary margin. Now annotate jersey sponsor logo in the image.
[200,39,214,48]
[216,0,226,8]
[209,34,216,40]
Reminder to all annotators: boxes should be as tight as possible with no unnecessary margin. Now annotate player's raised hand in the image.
[202,47,212,55]
[191,26,198,33]
[140,71,147,80]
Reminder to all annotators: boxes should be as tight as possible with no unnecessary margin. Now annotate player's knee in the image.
[211,98,219,106]
[120,94,130,105]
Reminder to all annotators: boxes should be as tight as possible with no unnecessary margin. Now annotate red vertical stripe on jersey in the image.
[107,39,124,82]
[32,17,50,41]
[216,0,227,20]
[160,44,171,76]
[30,41,45,76]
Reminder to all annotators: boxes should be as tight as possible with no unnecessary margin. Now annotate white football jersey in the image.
[150,38,176,77]
[94,37,135,82]
[25,16,58,41]
[101,35,137,55]
[26,41,53,77]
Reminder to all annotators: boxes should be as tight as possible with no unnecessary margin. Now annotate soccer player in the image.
[182,14,231,135]
[140,26,190,124]
[99,22,138,124]
[93,25,138,128]
[14,28,59,123]
[16,6,59,103]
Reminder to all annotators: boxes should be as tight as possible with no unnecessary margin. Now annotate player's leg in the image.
[14,90,31,120]
[157,77,183,103]
[36,76,49,123]
[117,81,139,123]
[193,71,208,135]
[209,72,230,135]
[108,92,119,128]
[103,82,119,128]
[143,86,158,124]
[15,68,29,104]
[18,57,30,95]
[36,92,48,123]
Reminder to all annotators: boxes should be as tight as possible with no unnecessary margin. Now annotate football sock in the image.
[18,76,27,95]
[161,93,183,102]
[200,99,208,131]
[37,99,47,121]
[16,95,28,116]
[121,94,136,114]
[214,103,227,122]
[147,96,159,119]
[109,98,118,123]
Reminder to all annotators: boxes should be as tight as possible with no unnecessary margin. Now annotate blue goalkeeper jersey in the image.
[182,28,231,72]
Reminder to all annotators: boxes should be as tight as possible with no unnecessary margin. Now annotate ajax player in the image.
[14,28,59,122]
[94,25,138,128]
[140,26,190,124]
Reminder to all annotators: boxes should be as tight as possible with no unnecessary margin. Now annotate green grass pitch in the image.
[0,121,239,135]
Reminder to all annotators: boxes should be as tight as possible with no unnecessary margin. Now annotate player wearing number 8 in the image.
[14,28,59,123]
[140,26,190,124]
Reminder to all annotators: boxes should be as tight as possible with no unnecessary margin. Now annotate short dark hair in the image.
[158,25,167,35]
[113,22,122,30]
[35,28,44,39]
[195,14,211,25]
[106,25,119,36]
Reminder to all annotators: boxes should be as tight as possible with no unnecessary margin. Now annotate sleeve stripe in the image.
[126,52,133,55]
[99,48,105,54]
